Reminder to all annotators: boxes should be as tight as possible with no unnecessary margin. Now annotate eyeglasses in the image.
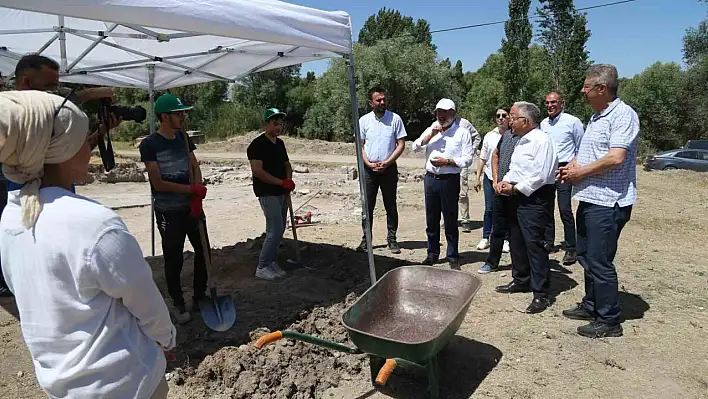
[509,116,526,122]
[496,113,508,119]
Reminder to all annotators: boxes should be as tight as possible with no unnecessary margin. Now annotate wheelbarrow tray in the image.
[342,265,482,365]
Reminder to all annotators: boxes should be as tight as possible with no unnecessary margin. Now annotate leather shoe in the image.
[494,281,531,294]
[577,321,623,338]
[563,250,577,265]
[422,256,438,266]
[562,303,594,321]
[526,298,549,314]
[448,258,461,270]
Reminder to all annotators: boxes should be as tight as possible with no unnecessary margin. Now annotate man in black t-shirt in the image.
[140,94,209,324]
[247,108,295,281]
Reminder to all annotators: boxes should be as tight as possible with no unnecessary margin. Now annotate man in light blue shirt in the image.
[558,64,640,339]
[357,86,407,254]
[540,91,585,265]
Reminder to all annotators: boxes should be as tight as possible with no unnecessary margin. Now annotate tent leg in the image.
[346,55,377,287]
[148,64,156,257]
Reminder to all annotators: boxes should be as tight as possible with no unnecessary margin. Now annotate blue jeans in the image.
[258,195,288,268]
[577,202,632,325]
[482,175,494,239]
[424,173,460,260]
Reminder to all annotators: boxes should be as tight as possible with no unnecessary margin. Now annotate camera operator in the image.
[139,93,209,325]
[0,90,175,399]
[13,54,117,104]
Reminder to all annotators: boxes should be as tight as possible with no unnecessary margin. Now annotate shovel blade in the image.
[198,294,236,332]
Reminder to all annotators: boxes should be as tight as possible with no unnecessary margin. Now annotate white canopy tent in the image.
[0,0,378,285]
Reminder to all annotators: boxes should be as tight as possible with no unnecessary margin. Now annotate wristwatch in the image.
[446,159,451,166]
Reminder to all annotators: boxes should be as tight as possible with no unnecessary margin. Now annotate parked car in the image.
[644,149,708,172]
[685,140,708,150]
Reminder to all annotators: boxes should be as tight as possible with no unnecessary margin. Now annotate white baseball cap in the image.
[435,98,456,111]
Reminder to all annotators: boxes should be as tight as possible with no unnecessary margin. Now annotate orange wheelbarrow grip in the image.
[254,331,283,348]
[375,359,397,385]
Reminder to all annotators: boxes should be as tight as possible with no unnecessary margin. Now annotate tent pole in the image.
[148,64,156,257]
[58,16,67,72]
[346,54,377,287]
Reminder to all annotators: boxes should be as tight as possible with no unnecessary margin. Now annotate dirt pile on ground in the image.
[180,293,368,399]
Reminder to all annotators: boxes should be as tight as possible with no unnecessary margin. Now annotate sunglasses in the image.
[496,113,508,119]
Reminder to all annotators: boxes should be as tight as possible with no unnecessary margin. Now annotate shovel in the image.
[182,131,236,332]
[285,193,302,265]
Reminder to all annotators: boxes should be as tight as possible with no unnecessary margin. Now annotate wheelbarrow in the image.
[255,265,482,399]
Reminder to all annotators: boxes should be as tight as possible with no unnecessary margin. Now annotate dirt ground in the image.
[1,138,707,399]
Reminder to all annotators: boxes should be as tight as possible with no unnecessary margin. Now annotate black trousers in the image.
[487,194,511,268]
[424,173,460,260]
[155,209,209,307]
[544,162,576,251]
[361,164,399,242]
[509,185,555,298]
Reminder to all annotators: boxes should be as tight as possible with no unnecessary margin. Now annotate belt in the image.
[426,172,460,180]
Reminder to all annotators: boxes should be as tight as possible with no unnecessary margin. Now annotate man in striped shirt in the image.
[558,64,640,338]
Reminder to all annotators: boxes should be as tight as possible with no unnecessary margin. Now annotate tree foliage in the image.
[537,0,592,114]
[358,8,434,49]
[683,20,708,66]
[300,38,463,142]
[501,0,533,105]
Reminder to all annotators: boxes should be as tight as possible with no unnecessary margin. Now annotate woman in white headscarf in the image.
[0,90,176,399]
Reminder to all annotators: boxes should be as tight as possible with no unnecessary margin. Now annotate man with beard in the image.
[140,94,209,324]
[412,99,474,270]
[356,86,407,254]
[540,91,584,264]
[558,64,640,338]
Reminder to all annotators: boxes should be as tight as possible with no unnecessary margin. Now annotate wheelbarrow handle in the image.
[254,330,362,354]
[375,359,397,385]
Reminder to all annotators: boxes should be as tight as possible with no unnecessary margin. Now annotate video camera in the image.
[96,98,147,172]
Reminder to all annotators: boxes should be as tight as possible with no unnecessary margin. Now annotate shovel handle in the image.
[254,331,283,348]
[375,359,397,385]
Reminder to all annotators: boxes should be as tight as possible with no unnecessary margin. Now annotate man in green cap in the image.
[247,108,295,280]
[139,93,209,324]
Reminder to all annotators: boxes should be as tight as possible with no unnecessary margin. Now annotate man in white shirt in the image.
[540,91,585,265]
[495,102,558,314]
[412,99,474,270]
[357,86,407,254]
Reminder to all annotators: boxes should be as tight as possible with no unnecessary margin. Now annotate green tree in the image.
[357,8,434,49]
[301,38,462,141]
[231,65,301,109]
[619,62,686,150]
[501,0,532,105]
[536,0,592,114]
[452,60,464,87]
[682,20,708,66]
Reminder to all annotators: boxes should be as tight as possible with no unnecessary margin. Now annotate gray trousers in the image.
[258,195,287,268]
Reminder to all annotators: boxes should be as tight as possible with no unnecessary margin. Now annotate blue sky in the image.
[292,0,707,78]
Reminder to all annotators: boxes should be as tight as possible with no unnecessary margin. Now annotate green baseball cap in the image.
[263,107,287,121]
[154,93,193,114]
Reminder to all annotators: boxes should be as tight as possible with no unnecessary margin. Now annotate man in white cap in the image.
[412,99,475,270]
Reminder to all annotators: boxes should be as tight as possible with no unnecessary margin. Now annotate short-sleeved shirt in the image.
[139,132,196,212]
[247,133,290,197]
[479,128,502,180]
[572,98,640,207]
[496,130,520,182]
[359,110,407,163]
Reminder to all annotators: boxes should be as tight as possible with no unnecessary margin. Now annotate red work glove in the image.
[189,184,207,199]
[280,178,295,192]
[189,197,203,218]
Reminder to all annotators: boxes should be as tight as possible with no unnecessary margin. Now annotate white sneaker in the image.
[270,261,287,277]
[255,266,280,281]
[476,238,490,250]
[503,240,510,253]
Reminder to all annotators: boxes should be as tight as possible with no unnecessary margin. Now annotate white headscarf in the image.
[0,90,89,229]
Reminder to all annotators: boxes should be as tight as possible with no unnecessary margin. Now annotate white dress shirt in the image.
[502,128,558,196]
[412,121,474,174]
[479,127,503,180]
